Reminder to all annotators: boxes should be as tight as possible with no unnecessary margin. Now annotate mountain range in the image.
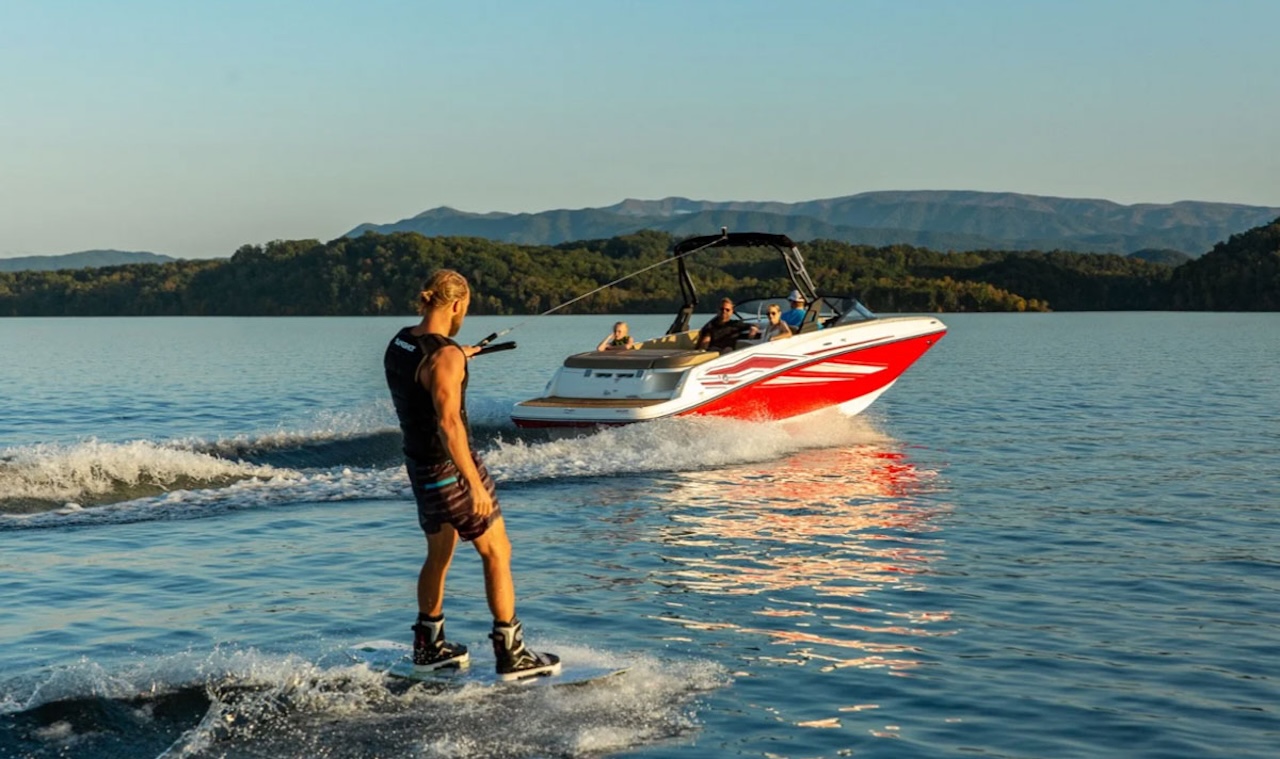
[0,250,175,273]
[6,192,1277,273]
[347,191,1280,257]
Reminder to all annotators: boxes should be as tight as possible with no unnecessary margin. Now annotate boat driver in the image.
[697,297,759,354]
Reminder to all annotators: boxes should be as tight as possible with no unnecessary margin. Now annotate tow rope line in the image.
[474,229,730,350]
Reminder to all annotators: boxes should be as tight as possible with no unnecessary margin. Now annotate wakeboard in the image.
[348,640,626,688]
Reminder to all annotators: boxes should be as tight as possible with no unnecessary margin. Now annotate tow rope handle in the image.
[475,340,516,356]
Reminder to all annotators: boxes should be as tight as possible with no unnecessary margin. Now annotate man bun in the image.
[417,270,469,315]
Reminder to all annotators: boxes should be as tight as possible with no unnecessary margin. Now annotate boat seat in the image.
[634,329,700,351]
[564,348,718,370]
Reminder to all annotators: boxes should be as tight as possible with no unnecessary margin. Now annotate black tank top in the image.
[384,327,469,464]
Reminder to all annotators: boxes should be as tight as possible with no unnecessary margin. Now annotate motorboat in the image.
[511,231,946,428]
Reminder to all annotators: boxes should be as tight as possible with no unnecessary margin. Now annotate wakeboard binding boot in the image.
[490,616,561,681]
[412,615,469,671]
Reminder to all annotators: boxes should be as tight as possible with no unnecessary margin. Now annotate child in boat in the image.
[597,321,636,351]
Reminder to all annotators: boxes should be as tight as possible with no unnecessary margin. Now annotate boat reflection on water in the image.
[646,434,954,674]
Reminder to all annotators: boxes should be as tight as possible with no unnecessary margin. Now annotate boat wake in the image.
[0,645,724,759]
[487,409,895,482]
[1,410,896,529]
[0,439,281,515]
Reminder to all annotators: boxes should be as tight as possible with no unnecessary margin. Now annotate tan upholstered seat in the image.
[563,349,718,370]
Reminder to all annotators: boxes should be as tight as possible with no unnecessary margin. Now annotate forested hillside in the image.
[1169,218,1280,310]
[2,220,1276,317]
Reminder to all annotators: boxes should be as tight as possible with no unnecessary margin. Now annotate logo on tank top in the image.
[394,338,416,352]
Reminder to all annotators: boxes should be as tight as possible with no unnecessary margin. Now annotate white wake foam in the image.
[1,411,892,528]
[0,439,280,505]
[0,466,403,528]
[486,410,891,482]
[0,642,726,759]
[190,643,724,759]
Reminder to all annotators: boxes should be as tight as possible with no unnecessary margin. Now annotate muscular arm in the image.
[423,344,494,518]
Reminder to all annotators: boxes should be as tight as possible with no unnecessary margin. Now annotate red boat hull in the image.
[684,329,944,421]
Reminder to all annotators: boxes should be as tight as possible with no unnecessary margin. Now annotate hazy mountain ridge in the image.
[348,191,1280,256]
[0,250,176,272]
[1130,249,1195,267]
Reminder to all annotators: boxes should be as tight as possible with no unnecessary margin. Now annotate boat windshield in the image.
[735,296,876,327]
[821,296,877,325]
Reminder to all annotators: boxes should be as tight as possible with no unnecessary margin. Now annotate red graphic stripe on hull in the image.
[684,331,943,421]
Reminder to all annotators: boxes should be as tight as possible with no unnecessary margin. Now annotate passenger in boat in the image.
[760,305,793,341]
[596,321,635,351]
[780,290,809,330]
[697,297,759,353]
[383,269,559,681]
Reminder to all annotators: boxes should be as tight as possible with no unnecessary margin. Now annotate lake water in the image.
[1,313,1277,758]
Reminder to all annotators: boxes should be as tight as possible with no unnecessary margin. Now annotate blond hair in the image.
[417,269,470,315]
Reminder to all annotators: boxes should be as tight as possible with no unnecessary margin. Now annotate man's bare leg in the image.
[471,516,558,678]
[471,516,515,622]
[412,523,468,669]
[419,524,458,616]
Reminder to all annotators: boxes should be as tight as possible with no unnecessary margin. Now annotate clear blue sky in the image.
[2,0,1277,258]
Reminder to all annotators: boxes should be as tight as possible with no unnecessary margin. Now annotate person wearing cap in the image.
[780,290,810,330]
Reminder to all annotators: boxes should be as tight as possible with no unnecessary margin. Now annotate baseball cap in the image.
[788,289,805,302]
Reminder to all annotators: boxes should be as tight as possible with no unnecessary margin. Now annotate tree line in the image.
[1,218,1276,317]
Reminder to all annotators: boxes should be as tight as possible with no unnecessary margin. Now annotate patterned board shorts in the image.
[405,454,501,541]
